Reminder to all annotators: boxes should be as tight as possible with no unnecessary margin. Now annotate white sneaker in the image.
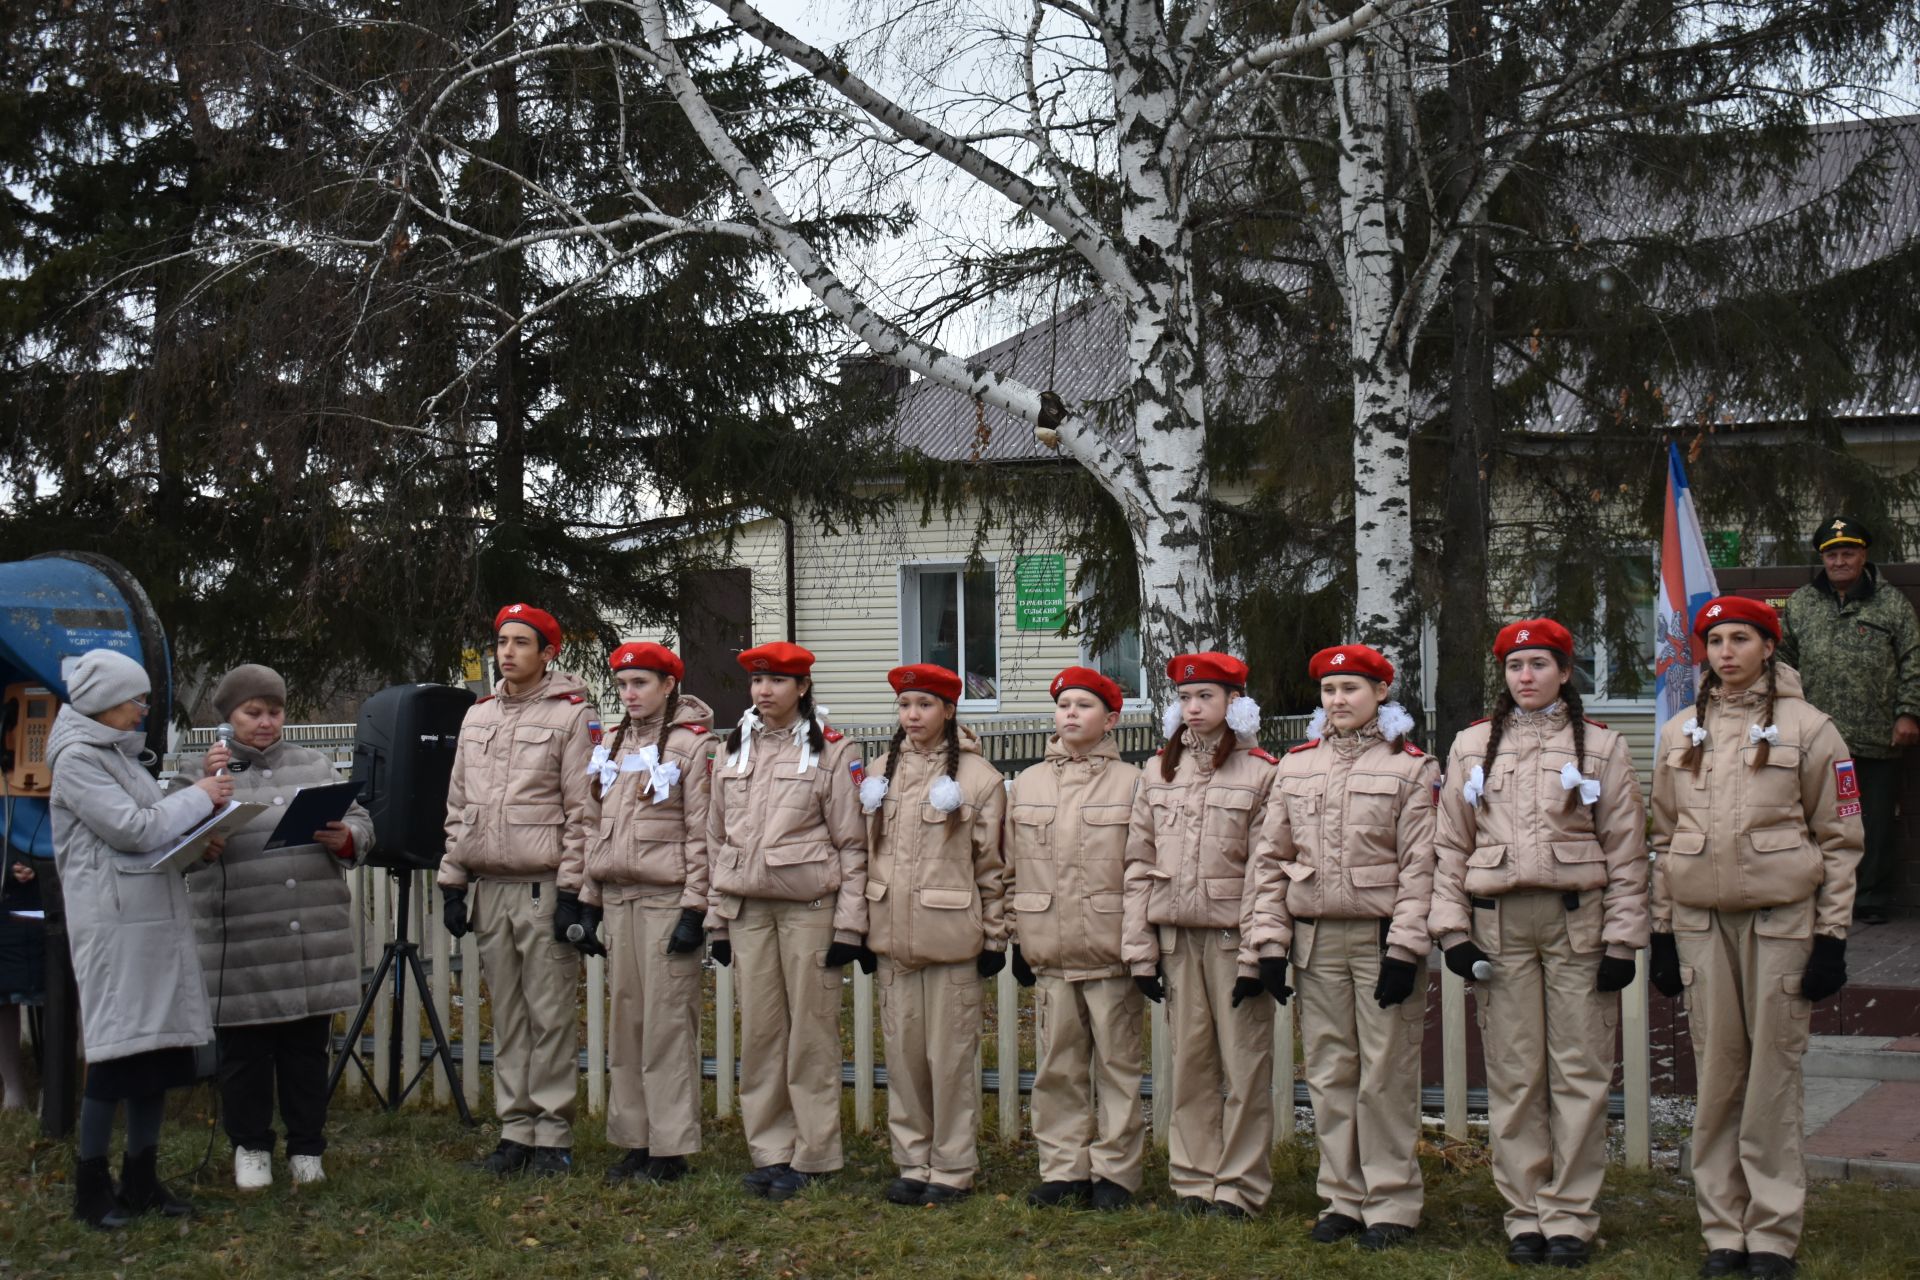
[290,1154,325,1185]
[235,1147,273,1190]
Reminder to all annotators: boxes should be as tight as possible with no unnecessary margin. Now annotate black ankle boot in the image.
[73,1157,131,1230]
[120,1146,193,1217]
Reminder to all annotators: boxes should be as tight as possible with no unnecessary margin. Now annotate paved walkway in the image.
[1804,1036,1920,1186]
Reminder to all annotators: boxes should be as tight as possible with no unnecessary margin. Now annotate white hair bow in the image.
[1305,708,1328,741]
[1461,764,1486,806]
[1559,761,1602,805]
[1683,717,1708,746]
[1749,724,1780,746]
[1225,694,1263,740]
[1377,702,1416,740]
[585,744,619,792]
[1161,702,1182,739]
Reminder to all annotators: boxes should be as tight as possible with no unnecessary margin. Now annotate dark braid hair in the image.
[1474,654,1586,809]
[1161,687,1242,781]
[1682,652,1780,773]
[655,686,682,760]
[724,677,823,756]
[601,711,635,799]
[873,706,962,836]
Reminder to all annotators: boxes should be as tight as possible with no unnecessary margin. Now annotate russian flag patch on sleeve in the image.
[1835,758,1861,819]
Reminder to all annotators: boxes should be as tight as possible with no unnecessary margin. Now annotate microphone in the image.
[215,723,235,775]
[566,922,586,943]
[1472,960,1493,982]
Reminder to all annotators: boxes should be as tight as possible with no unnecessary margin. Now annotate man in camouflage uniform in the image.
[1779,515,1920,924]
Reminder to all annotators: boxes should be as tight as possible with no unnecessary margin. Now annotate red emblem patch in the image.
[1835,758,1862,819]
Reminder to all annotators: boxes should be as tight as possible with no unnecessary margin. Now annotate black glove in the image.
[854,944,877,975]
[1134,970,1164,1003]
[1649,932,1682,999]
[1443,940,1492,981]
[666,907,705,955]
[1373,956,1418,1008]
[709,939,732,967]
[1011,945,1036,988]
[1230,975,1264,1008]
[823,940,864,970]
[977,949,1006,979]
[441,887,470,940]
[1596,954,1636,993]
[553,890,585,945]
[572,903,606,957]
[1258,956,1293,1006]
[1801,934,1848,1003]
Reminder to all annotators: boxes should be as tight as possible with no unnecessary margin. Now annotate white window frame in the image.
[1076,582,1151,710]
[898,557,1002,712]
[1541,544,1656,708]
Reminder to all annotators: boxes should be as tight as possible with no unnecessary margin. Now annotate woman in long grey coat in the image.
[48,649,233,1228]
[191,664,373,1191]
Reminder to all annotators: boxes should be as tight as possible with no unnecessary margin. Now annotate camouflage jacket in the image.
[1778,567,1920,758]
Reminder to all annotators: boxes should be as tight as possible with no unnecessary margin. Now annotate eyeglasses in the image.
[129,699,150,714]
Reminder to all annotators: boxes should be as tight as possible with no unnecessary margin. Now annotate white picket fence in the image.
[340,865,1655,1167]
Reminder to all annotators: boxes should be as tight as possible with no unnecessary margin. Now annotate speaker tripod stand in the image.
[327,869,474,1124]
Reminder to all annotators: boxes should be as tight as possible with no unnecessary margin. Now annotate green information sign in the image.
[1015,555,1068,631]
[1706,530,1741,569]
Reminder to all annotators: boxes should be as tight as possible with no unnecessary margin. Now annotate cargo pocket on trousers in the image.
[1469,896,1501,954]
[1289,918,1315,969]
[1779,973,1811,1052]
[1399,988,1426,1048]
[1679,964,1695,1016]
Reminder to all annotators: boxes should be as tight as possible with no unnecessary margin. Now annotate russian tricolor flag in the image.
[1655,443,1720,726]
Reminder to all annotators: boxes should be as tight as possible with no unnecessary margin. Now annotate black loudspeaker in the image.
[351,683,477,871]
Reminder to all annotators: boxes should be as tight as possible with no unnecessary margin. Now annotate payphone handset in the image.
[3,684,58,796]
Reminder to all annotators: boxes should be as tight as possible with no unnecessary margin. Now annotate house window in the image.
[1556,552,1657,701]
[1084,627,1148,704]
[902,564,999,703]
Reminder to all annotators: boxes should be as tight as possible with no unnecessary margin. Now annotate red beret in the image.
[889,663,962,702]
[1494,618,1574,661]
[1167,651,1249,688]
[1309,644,1395,684]
[737,641,815,677]
[1049,665,1124,713]
[609,642,683,681]
[1693,595,1781,644]
[494,603,562,653]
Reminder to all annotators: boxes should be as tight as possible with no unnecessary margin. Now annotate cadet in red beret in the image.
[586,643,715,1186]
[1124,651,1278,1216]
[439,603,602,1177]
[1692,595,1781,644]
[860,664,1006,1205]
[1240,642,1436,1247]
[1429,621,1647,1265]
[1007,666,1144,1209]
[706,640,869,1201]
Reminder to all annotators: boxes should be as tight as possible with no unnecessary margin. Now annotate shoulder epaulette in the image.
[475,695,496,705]
[1288,739,1320,754]
[1468,716,1489,727]
[553,692,585,704]
[1154,747,1166,756]
[1249,747,1278,764]
[686,724,709,734]
[822,727,844,743]
[1403,743,1425,757]
[1584,716,1608,729]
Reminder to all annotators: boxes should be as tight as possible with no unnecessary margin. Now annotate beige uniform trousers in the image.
[1163,925,1274,1212]
[1297,916,1424,1227]
[734,897,844,1173]
[1676,906,1815,1257]
[878,959,983,1188]
[472,879,581,1148]
[1472,891,1616,1242]
[604,892,703,1157]
[1032,974,1146,1191]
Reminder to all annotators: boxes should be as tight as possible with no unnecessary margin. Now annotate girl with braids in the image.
[1428,620,1647,1268]
[858,664,1007,1206]
[1122,652,1278,1219]
[703,642,868,1203]
[575,643,715,1186]
[1648,598,1860,1280]
[1240,644,1436,1249]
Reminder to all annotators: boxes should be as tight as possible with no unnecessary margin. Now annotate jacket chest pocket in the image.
[1009,802,1057,851]
[510,724,560,777]
[1666,745,1708,790]
[1343,772,1401,831]
[1202,786,1258,841]
[1080,804,1131,889]
[460,724,498,783]
[1741,744,1803,816]
[111,865,179,925]
[770,773,818,810]
[1485,756,1517,796]
[1280,779,1323,829]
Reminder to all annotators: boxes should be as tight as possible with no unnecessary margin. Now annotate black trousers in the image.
[1854,755,1902,914]
[217,1014,333,1156]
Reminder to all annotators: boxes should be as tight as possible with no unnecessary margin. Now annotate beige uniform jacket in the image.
[1650,664,1863,939]
[438,671,601,890]
[705,718,869,944]
[864,727,1009,970]
[1123,733,1275,976]
[1432,707,1650,957]
[1240,728,1440,969]
[1007,737,1141,981]
[577,695,717,910]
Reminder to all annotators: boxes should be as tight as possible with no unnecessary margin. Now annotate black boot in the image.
[640,1155,689,1183]
[605,1148,651,1184]
[120,1146,193,1217]
[72,1157,131,1230]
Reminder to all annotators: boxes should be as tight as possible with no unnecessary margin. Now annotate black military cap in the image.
[1815,515,1871,552]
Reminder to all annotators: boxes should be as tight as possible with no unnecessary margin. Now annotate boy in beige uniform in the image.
[439,603,600,1177]
[1649,597,1861,1280]
[1007,666,1144,1211]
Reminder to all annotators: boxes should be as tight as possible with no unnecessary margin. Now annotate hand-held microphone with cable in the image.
[215,723,235,775]
[566,922,586,943]
[1472,960,1493,982]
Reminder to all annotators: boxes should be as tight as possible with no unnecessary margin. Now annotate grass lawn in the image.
[2,1093,1916,1280]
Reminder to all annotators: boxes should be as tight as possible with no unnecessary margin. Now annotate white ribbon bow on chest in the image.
[621,744,681,804]
[1683,717,1708,746]
[1559,760,1602,805]
[1749,724,1780,746]
[585,744,619,792]
[1461,763,1486,806]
